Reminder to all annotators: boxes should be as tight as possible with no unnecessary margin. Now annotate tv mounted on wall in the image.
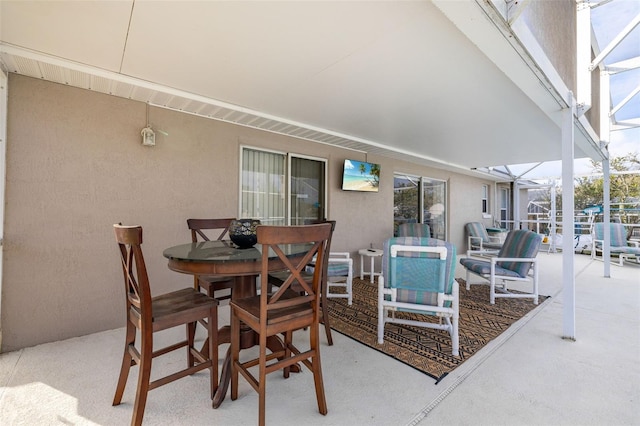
[341,159,380,192]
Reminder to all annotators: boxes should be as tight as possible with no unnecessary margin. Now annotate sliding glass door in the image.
[240,147,326,225]
[289,155,326,225]
[394,173,447,239]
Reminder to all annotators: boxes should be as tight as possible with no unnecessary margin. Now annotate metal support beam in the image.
[603,157,611,278]
[561,91,576,341]
[550,183,557,253]
[610,85,640,117]
[590,13,640,70]
[600,68,612,277]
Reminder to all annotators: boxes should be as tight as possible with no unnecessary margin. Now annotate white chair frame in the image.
[464,256,539,305]
[377,245,459,357]
[325,252,353,305]
[591,228,640,267]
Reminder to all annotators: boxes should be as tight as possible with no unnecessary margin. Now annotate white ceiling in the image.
[0,0,604,178]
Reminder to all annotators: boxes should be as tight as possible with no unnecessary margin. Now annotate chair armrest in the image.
[466,249,499,258]
[627,241,640,248]
[488,236,500,243]
[490,257,538,264]
[468,236,483,249]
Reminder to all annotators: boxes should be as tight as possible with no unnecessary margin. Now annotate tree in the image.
[574,153,640,208]
[531,153,640,226]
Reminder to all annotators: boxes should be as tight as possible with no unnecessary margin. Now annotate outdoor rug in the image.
[326,278,550,383]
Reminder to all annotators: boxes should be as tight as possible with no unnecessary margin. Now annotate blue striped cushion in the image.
[327,262,349,276]
[306,262,349,277]
[459,257,522,278]
[466,222,490,243]
[382,237,456,306]
[495,230,541,277]
[594,223,630,248]
[397,223,431,237]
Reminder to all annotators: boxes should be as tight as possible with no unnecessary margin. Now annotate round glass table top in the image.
[163,240,312,263]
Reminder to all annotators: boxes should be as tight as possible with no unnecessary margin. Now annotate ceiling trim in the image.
[0,42,498,179]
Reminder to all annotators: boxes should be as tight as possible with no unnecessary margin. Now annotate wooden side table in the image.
[358,248,383,282]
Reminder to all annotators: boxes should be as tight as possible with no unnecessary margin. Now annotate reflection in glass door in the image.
[423,178,447,240]
[393,174,420,235]
[289,155,327,225]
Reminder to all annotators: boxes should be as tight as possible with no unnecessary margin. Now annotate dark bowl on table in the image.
[229,219,261,249]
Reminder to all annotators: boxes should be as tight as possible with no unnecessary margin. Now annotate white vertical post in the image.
[600,71,612,277]
[562,92,576,340]
[550,183,557,252]
[513,181,520,230]
[603,157,611,277]
[0,70,7,348]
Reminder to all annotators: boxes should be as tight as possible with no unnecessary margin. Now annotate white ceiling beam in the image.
[590,13,640,70]
[610,84,640,116]
[611,118,640,130]
[605,56,640,74]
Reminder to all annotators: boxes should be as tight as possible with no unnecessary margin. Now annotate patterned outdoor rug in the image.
[326,278,550,383]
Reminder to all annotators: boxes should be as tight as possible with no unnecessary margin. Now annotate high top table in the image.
[163,240,310,408]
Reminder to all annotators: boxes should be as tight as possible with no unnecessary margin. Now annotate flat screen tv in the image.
[341,159,380,192]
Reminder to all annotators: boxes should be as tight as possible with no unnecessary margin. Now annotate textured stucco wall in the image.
[521,0,576,94]
[2,74,492,351]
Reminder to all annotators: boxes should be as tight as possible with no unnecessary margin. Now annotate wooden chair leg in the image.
[310,326,328,415]
[112,323,136,406]
[208,305,218,399]
[187,322,196,367]
[132,336,153,426]
[258,333,268,426]
[282,330,292,379]
[230,311,239,401]
[321,282,333,346]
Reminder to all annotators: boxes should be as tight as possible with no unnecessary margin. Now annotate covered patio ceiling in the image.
[0,1,605,178]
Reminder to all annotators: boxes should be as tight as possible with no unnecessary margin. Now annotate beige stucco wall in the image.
[520,0,600,135]
[2,74,494,351]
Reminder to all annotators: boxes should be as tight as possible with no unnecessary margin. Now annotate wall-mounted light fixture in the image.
[141,103,155,146]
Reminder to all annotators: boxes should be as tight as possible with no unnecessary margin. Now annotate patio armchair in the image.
[465,222,503,255]
[460,229,542,305]
[306,252,354,305]
[591,223,640,266]
[377,237,459,357]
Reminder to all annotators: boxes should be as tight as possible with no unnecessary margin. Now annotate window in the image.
[499,187,511,229]
[240,147,326,225]
[482,184,489,214]
[394,173,447,239]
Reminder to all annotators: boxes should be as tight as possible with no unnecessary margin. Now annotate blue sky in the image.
[592,0,640,159]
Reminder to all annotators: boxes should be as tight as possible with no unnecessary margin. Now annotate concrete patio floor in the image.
[1,252,638,425]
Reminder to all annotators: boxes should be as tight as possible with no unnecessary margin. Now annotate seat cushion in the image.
[495,230,541,277]
[306,262,350,277]
[459,257,522,278]
[617,246,640,255]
